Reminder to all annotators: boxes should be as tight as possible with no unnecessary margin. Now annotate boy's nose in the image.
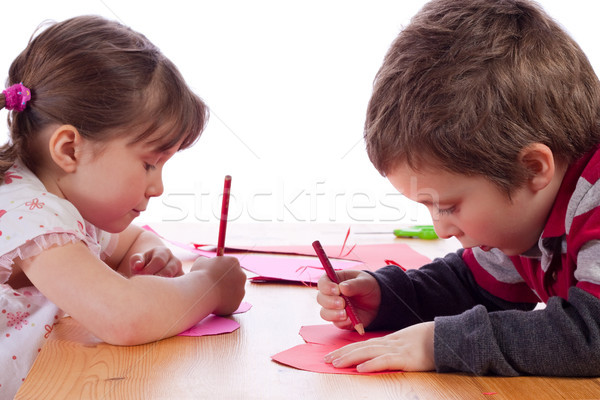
[432,219,460,240]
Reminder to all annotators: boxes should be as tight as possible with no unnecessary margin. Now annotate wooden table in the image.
[15,223,600,399]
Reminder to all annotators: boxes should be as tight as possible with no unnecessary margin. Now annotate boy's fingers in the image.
[319,307,348,323]
[317,275,340,295]
[338,274,370,297]
[316,291,345,310]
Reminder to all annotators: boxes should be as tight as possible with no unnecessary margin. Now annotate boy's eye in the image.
[144,162,156,171]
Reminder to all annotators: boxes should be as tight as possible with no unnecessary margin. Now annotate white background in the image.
[2,1,599,225]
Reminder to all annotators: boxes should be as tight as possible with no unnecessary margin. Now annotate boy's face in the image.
[387,164,549,256]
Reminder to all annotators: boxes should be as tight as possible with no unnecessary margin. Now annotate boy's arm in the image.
[367,250,600,376]
[366,250,536,331]
[370,251,600,376]
[434,288,600,376]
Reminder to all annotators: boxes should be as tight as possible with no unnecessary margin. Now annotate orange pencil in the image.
[312,240,365,335]
[217,175,232,256]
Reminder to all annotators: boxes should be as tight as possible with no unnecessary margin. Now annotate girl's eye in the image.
[144,162,156,171]
[437,206,456,216]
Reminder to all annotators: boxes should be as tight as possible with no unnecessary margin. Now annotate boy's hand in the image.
[323,321,436,372]
[316,270,381,330]
[190,255,246,316]
[129,246,184,277]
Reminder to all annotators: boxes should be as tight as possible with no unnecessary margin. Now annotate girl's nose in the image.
[146,172,164,198]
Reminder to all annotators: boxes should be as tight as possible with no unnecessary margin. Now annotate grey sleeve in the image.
[367,250,536,332]
[435,287,600,376]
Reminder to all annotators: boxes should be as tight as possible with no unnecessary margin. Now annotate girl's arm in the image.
[105,224,183,278]
[17,241,246,346]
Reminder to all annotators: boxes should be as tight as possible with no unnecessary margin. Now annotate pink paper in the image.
[143,225,364,284]
[272,324,396,375]
[142,225,215,257]
[197,242,430,271]
[178,302,252,337]
[273,343,362,374]
[239,253,363,284]
[232,301,252,314]
[178,315,240,337]
[248,243,430,270]
[299,324,389,344]
[143,225,430,283]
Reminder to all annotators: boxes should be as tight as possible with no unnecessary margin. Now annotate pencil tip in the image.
[355,323,365,336]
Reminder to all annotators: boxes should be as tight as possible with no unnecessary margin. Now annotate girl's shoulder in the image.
[0,163,115,274]
[0,162,84,236]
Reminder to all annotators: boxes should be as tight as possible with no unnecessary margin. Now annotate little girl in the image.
[0,15,246,398]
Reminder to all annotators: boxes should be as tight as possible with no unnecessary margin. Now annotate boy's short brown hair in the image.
[364,0,600,193]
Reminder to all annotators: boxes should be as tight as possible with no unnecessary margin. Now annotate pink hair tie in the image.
[3,82,31,112]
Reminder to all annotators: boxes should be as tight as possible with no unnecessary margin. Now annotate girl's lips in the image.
[479,245,492,252]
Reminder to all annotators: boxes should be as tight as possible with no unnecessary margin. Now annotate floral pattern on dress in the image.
[25,198,45,210]
[3,170,23,184]
[6,311,29,330]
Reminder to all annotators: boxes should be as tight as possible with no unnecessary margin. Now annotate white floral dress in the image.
[0,162,117,399]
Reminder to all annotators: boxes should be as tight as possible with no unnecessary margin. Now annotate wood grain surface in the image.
[15,223,600,399]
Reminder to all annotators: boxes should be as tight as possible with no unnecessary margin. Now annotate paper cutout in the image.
[178,301,252,337]
[142,225,215,257]
[178,315,240,337]
[272,324,397,375]
[241,253,363,284]
[232,301,252,314]
[142,225,364,284]
[299,324,387,344]
[231,244,427,282]
[338,227,357,258]
[260,243,430,270]
[199,243,430,271]
[143,225,430,284]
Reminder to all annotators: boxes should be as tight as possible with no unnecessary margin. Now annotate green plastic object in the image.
[393,225,439,240]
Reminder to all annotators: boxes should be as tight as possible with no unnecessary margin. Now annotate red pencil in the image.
[312,240,365,335]
[217,175,232,256]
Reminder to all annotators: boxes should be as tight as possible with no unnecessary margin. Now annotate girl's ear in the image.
[48,125,82,173]
[519,143,556,193]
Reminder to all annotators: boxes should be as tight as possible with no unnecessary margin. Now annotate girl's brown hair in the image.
[364,0,600,194]
[1,15,208,177]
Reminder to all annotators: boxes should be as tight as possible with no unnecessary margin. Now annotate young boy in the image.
[317,0,600,376]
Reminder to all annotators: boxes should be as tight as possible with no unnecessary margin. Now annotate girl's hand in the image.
[129,246,183,277]
[316,270,382,330]
[190,255,246,316]
[323,321,436,372]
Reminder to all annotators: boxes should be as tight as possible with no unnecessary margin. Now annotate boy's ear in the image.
[519,143,555,192]
[48,125,82,173]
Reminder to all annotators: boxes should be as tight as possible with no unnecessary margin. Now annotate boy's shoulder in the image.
[578,145,600,185]
[555,144,600,215]
[560,144,600,234]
